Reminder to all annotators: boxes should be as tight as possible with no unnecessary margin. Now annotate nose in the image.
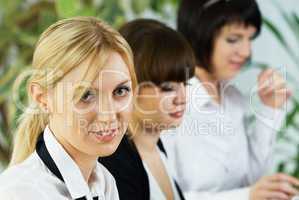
[173,83,186,105]
[238,40,251,59]
[96,95,117,122]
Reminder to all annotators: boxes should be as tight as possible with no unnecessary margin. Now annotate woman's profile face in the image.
[48,52,133,157]
[135,82,186,132]
[211,23,257,80]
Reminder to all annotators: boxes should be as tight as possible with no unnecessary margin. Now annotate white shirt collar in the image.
[187,77,236,108]
[188,77,211,107]
[44,126,95,200]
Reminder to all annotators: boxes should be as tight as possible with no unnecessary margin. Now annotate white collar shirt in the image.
[0,126,119,200]
[142,148,181,200]
[161,77,285,200]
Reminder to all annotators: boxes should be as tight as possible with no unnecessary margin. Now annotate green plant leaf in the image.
[97,0,125,27]
[281,12,299,45]
[56,0,81,18]
[263,18,288,49]
[131,0,150,14]
[76,6,96,16]
[294,13,299,26]
[263,17,299,64]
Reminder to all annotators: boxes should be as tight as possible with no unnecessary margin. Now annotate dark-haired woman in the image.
[161,0,299,200]
[99,19,195,200]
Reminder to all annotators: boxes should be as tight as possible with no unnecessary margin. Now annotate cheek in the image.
[116,95,133,110]
[159,94,175,112]
[213,42,233,64]
[72,106,97,134]
[114,99,134,125]
[136,97,157,113]
[118,104,133,121]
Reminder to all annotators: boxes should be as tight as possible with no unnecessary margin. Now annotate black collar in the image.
[36,133,98,200]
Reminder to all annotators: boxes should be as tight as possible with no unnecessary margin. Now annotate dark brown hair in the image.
[119,18,195,86]
[178,0,262,72]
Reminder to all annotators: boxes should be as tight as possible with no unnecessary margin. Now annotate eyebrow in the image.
[228,33,255,39]
[228,33,243,37]
[115,80,131,88]
[90,79,132,90]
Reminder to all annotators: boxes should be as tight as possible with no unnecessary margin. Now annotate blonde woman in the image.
[0,16,137,200]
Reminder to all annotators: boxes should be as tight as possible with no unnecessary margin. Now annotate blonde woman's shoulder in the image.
[0,152,57,200]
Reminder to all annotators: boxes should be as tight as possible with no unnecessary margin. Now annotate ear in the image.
[29,83,50,113]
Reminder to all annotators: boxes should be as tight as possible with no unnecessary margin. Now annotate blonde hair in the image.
[10,16,137,165]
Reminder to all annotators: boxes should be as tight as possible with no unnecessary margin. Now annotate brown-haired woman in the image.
[99,18,195,200]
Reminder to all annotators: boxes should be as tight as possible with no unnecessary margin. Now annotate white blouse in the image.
[142,149,181,200]
[161,77,285,200]
[0,126,119,200]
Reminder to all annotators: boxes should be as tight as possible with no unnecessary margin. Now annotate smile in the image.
[89,128,119,142]
[169,110,185,119]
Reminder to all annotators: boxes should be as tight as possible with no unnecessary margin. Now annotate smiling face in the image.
[211,23,257,81]
[135,82,186,132]
[47,52,133,157]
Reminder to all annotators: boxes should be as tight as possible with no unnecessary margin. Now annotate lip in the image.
[169,110,185,119]
[89,128,118,142]
[230,61,245,70]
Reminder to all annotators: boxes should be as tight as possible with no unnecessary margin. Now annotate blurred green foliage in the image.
[263,5,299,177]
[0,0,178,167]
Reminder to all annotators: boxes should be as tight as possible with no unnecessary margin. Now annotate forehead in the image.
[219,23,257,36]
[59,52,131,90]
[94,52,131,89]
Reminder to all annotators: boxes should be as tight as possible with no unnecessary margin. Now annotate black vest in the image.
[98,135,185,200]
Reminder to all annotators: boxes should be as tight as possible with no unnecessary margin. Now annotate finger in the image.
[265,182,299,196]
[258,68,275,82]
[258,72,272,88]
[271,174,299,186]
[259,190,289,200]
[282,174,299,186]
[259,74,285,92]
[259,68,284,82]
[272,79,287,90]
[274,88,292,98]
[286,89,292,99]
[261,84,288,96]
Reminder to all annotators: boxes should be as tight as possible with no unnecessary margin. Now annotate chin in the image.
[161,120,182,131]
[170,121,182,129]
[96,143,119,157]
[222,73,238,81]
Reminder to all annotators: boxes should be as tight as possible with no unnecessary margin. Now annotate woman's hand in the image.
[250,173,299,200]
[258,68,291,109]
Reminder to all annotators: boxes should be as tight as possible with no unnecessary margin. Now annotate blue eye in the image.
[80,90,95,102]
[113,85,131,97]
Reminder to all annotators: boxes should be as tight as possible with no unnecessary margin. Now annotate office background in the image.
[0,0,298,176]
